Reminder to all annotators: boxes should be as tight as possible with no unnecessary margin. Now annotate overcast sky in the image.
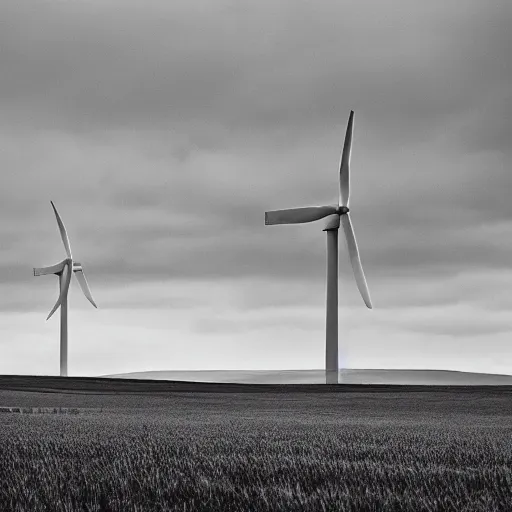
[1,0,511,376]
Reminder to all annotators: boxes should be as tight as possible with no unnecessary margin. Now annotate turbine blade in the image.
[341,214,373,309]
[33,259,67,276]
[50,201,72,259]
[46,263,72,320]
[74,267,98,308]
[339,110,354,207]
[265,206,338,225]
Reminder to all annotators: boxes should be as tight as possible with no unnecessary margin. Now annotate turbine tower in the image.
[34,201,98,377]
[265,111,372,384]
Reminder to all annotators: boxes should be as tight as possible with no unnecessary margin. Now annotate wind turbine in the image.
[265,111,372,384]
[33,201,98,377]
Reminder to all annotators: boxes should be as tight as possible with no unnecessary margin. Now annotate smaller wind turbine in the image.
[33,201,98,377]
[265,111,372,384]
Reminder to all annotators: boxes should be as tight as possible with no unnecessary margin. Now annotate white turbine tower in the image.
[33,201,98,377]
[265,111,372,384]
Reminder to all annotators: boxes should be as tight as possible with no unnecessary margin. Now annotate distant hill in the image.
[103,369,512,386]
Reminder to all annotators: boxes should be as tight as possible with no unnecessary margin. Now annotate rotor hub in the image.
[338,206,349,215]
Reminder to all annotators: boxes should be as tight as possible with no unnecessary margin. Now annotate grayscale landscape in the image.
[1,0,511,510]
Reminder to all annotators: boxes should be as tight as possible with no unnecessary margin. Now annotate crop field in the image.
[0,377,511,511]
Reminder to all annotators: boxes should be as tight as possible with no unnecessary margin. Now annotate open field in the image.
[0,376,511,511]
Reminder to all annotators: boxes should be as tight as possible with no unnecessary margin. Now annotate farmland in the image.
[0,377,511,511]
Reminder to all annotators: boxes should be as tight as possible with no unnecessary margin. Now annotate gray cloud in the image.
[1,1,510,148]
[0,0,511,374]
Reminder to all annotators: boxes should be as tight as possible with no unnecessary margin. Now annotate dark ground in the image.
[0,376,511,511]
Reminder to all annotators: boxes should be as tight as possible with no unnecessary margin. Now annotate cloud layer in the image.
[0,0,511,375]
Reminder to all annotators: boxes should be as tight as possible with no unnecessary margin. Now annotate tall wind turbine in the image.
[34,201,98,377]
[265,111,372,384]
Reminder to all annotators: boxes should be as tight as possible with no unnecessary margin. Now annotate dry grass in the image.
[0,386,511,511]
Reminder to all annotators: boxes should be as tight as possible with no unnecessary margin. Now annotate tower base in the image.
[325,370,339,384]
